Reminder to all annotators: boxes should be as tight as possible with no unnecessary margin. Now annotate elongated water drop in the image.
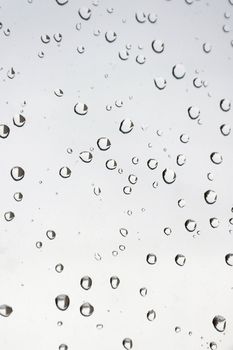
[55,295,70,311]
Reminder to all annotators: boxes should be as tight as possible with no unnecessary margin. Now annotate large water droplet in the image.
[220,124,231,136]
[0,124,10,138]
[97,137,111,151]
[210,152,223,165]
[162,168,176,184]
[78,7,92,20]
[11,166,25,181]
[80,276,92,290]
[41,34,50,43]
[172,64,186,79]
[185,219,197,232]
[212,315,226,332]
[74,102,88,115]
[135,11,146,23]
[79,151,93,163]
[80,302,94,316]
[110,276,120,289]
[188,106,200,120]
[0,305,13,317]
[154,77,167,90]
[46,230,56,240]
[105,30,117,43]
[225,253,233,266]
[59,167,71,178]
[151,40,164,53]
[147,159,158,170]
[122,338,133,350]
[55,295,70,311]
[220,98,231,112]
[106,159,117,170]
[204,190,217,204]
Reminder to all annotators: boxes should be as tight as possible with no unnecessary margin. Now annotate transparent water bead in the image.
[0,304,13,317]
[55,294,70,311]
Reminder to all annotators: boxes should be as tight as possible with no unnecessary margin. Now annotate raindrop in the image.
[80,302,94,316]
[59,345,68,350]
[220,98,231,112]
[55,294,70,311]
[119,119,134,134]
[210,152,223,165]
[193,77,202,88]
[76,23,82,31]
[97,137,111,151]
[53,33,62,42]
[115,99,123,108]
[79,151,93,163]
[151,40,164,53]
[80,276,92,290]
[0,124,10,138]
[146,253,157,265]
[176,154,186,166]
[209,342,217,350]
[78,7,92,20]
[162,168,176,184]
[7,67,15,79]
[11,166,25,181]
[128,174,137,185]
[212,315,226,332]
[172,64,186,79]
[119,49,130,60]
[185,219,197,232]
[74,102,88,115]
[120,228,128,237]
[147,159,158,170]
[0,305,13,317]
[178,199,186,208]
[154,77,167,90]
[36,241,42,249]
[148,13,157,23]
[93,186,101,196]
[13,192,23,202]
[135,11,146,23]
[136,55,146,64]
[203,42,212,53]
[123,186,132,195]
[220,124,231,136]
[13,114,26,127]
[110,276,120,289]
[210,218,219,228]
[46,230,56,240]
[175,326,181,333]
[140,287,147,297]
[175,254,186,266]
[59,167,71,178]
[147,309,156,321]
[106,159,117,170]
[132,157,139,165]
[105,30,117,43]
[164,227,172,236]
[188,106,200,120]
[4,28,11,36]
[96,324,103,329]
[55,0,68,5]
[41,34,50,43]
[225,253,233,266]
[122,338,133,350]
[38,51,44,58]
[54,89,64,97]
[204,190,217,204]
[55,264,64,273]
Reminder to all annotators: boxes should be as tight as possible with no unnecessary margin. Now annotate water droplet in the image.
[97,137,111,151]
[193,77,202,88]
[4,28,10,36]
[162,168,176,184]
[67,148,73,154]
[38,51,44,58]
[220,124,231,136]
[225,253,233,266]
[80,276,92,290]
[128,174,137,185]
[212,315,226,332]
[176,154,186,166]
[147,158,158,170]
[46,230,56,240]
[41,34,50,43]
[0,305,13,317]
[180,133,190,143]
[136,54,146,64]
[210,152,223,165]
[185,219,197,232]
[120,228,128,237]
[132,157,139,165]
[77,45,85,54]
[119,49,130,60]
[175,254,186,266]
[55,294,70,311]
[36,241,42,249]
[0,124,10,138]
[54,89,64,97]
[209,218,219,228]
[203,42,212,53]
[53,32,62,42]
[74,102,88,115]
[175,326,181,333]
[110,276,120,289]
[13,192,23,202]
[55,264,64,273]
[152,40,164,53]
[59,345,68,350]
[78,7,92,20]
[93,186,101,196]
[139,287,147,297]
[154,77,167,90]
[79,151,93,163]
[135,11,146,23]
[188,106,200,120]
[147,309,156,321]
[13,114,26,127]
[105,30,117,43]
[146,253,157,265]
[55,0,68,5]
[7,67,15,79]
[96,323,103,329]
[122,338,133,350]
[178,199,186,208]
[220,98,231,112]
[172,64,186,79]
[164,227,172,236]
[106,159,117,170]
[209,342,217,350]
[59,167,71,178]
[123,186,132,195]
[148,13,157,23]
[152,181,158,189]
[223,24,230,32]
[10,166,25,181]
[80,302,94,316]
[204,190,217,204]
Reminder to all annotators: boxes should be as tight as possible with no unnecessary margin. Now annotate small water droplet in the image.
[59,345,68,350]
[10,166,25,181]
[97,137,111,151]
[54,89,64,97]
[220,124,231,136]
[209,342,217,350]
[105,30,117,43]
[136,54,146,64]
[154,77,167,90]
[41,34,50,43]
[220,98,231,112]
[59,167,71,178]
[210,218,219,228]
[180,133,190,143]
[147,159,158,170]
[55,294,70,311]
[80,276,92,290]
[0,124,10,138]
[46,230,56,240]
[172,64,186,79]
[122,338,133,350]
[55,0,69,5]
[204,190,217,204]
[110,276,120,289]
[148,13,157,23]
[152,40,164,53]
[55,264,64,273]
[210,152,223,165]
[175,254,186,266]
[106,159,117,170]
[128,174,137,185]
[74,102,88,115]
[36,241,42,249]
[80,302,94,316]
[123,186,132,195]
[185,219,197,232]
[162,168,176,184]
[78,7,92,20]
[164,227,172,236]
[203,42,212,53]
[176,154,186,166]
[188,106,200,120]
[140,287,147,297]
[225,253,233,266]
[7,67,15,79]
[0,305,13,317]
[146,253,157,265]
[212,315,226,332]
[135,11,146,23]
[79,151,93,163]
[147,309,156,321]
